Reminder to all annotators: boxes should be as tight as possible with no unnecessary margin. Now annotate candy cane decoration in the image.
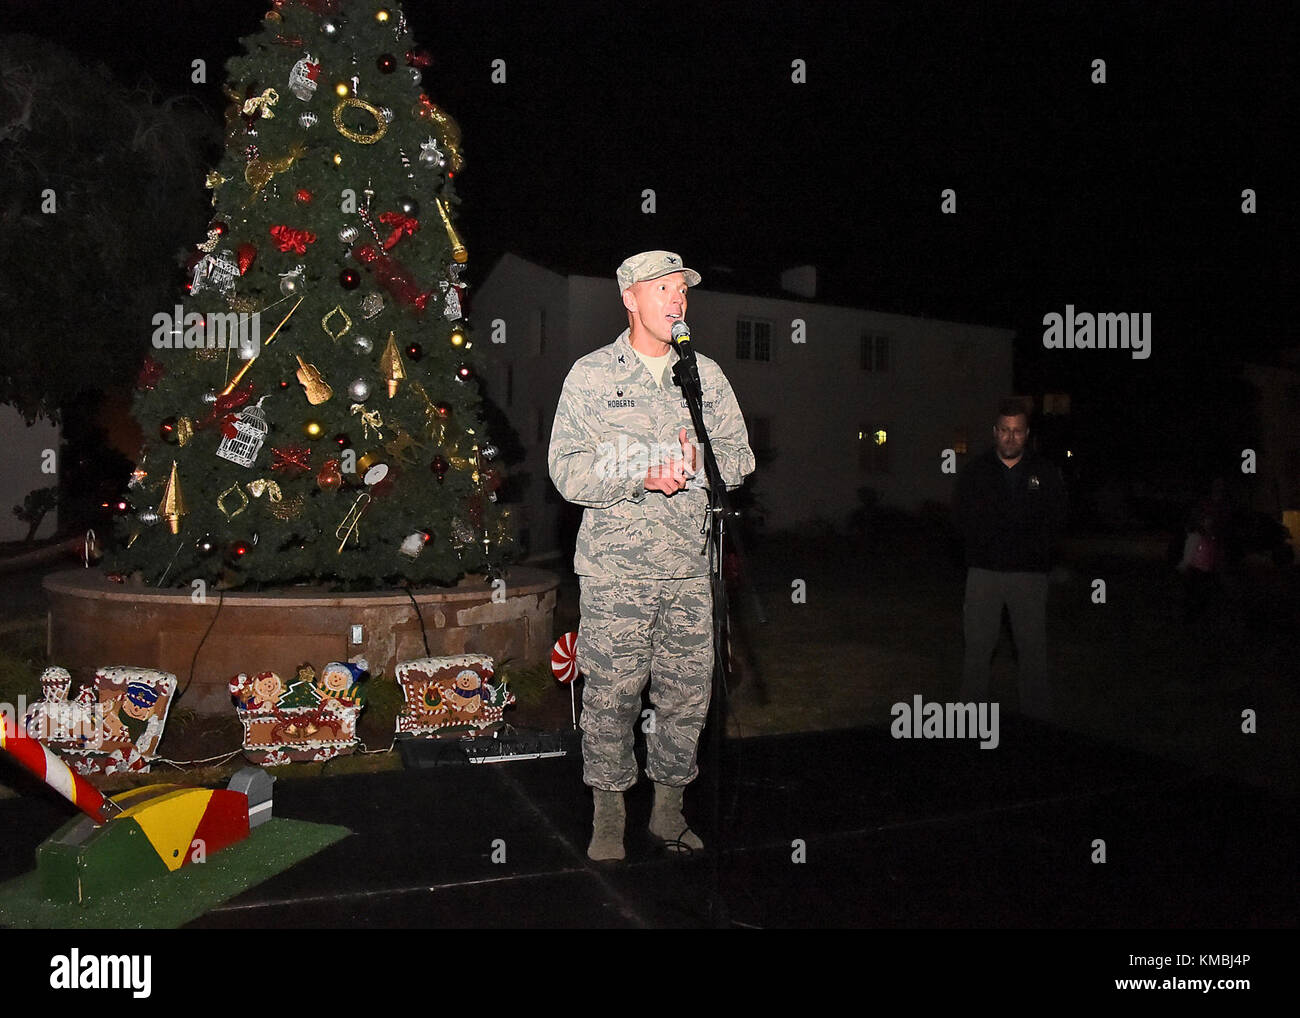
[0,715,119,823]
[551,632,579,729]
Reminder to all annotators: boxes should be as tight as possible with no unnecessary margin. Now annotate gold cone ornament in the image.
[296,356,334,404]
[159,461,187,534]
[379,332,407,397]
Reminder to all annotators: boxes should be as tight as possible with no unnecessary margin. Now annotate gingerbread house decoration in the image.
[395,655,515,739]
[229,662,367,767]
[27,666,177,776]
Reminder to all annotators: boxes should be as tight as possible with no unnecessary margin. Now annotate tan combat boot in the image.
[587,787,626,861]
[649,781,704,852]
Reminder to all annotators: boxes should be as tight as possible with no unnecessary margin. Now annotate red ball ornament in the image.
[340,269,361,290]
[211,220,229,236]
[279,379,292,390]
[229,540,252,561]
[295,188,313,204]
[405,342,423,361]
[456,364,473,382]
[434,403,451,419]
[377,53,396,73]
[159,417,179,444]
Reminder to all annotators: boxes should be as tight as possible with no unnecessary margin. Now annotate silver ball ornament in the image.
[380,106,395,123]
[280,274,302,296]
[352,334,374,354]
[339,225,360,244]
[397,196,419,217]
[348,378,371,401]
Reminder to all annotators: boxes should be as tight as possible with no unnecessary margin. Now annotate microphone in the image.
[670,320,695,362]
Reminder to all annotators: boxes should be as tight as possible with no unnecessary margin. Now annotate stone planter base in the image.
[43,568,559,715]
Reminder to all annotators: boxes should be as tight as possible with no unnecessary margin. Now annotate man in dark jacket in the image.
[953,399,1067,720]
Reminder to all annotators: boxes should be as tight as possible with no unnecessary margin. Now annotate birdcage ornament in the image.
[216,397,270,468]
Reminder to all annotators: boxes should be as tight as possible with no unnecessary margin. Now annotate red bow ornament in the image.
[271,225,317,254]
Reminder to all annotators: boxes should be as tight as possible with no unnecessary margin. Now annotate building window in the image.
[737,318,772,362]
[860,333,891,372]
[858,426,890,474]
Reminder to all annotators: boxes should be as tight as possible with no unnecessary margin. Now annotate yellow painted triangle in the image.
[124,788,214,871]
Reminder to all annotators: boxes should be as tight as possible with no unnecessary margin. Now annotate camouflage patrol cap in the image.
[616,250,702,293]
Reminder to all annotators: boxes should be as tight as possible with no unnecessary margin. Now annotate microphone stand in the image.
[670,338,736,928]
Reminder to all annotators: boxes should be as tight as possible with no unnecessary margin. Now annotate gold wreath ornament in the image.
[333,97,389,145]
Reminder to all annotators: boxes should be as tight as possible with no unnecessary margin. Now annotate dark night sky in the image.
[7,0,1298,472]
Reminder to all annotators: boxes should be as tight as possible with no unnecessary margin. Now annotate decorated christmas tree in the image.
[104,0,510,588]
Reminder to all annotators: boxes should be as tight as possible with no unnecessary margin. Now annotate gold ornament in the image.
[246,479,284,502]
[217,482,250,520]
[226,294,261,314]
[159,461,186,534]
[244,141,307,202]
[333,97,388,145]
[176,417,195,446]
[334,81,350,98]
[196,227,222,253]
[296,356,333,404]
[220,294,302,396]
[205,170,227,190]
[383,428,424,465]
[375,8,390,22]
[336,493,371,552]
[434,198,468,263]
[304,420,323,439]
[378,332,406,397]
[350,404,385,440]
[269,494,306,520]
[241,88,280,120]
[321,304,353,341]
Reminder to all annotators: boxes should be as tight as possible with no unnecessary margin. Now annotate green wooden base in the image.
[38,814,169,905]
[0,818,350,929]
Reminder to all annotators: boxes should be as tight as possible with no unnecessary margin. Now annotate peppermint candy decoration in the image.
[551,632,578,684]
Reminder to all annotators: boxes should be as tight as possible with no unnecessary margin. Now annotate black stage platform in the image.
[0,719,1293,929]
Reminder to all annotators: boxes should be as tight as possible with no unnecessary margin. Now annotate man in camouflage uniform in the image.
[548,251,755,861]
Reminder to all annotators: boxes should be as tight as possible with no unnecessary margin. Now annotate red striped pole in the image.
[0,715,119,823]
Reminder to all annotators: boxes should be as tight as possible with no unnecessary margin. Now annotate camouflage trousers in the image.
[577,574,714,791]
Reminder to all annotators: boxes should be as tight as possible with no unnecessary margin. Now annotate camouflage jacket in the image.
[548,329,756,577]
